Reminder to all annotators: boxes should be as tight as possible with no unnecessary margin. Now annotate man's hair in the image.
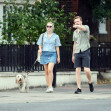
[73,16,82,21]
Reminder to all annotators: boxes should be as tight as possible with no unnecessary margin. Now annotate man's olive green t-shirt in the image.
[73,25,90,53]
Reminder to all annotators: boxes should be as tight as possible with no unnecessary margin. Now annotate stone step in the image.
[0,71,98,90]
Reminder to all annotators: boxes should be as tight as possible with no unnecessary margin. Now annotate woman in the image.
[37,22,61,93]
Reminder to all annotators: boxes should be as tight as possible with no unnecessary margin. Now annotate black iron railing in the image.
[0,44,111,72]
[0,44,43,72]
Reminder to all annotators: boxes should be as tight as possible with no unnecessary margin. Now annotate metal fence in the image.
[0,44,43,72]
[0,44,111,72]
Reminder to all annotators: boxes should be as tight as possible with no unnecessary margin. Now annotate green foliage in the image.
[0,0,74,45]
[90,35,97,41]
[89,0,111,22]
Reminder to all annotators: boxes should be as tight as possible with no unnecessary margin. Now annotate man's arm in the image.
[73,25,86,31]
[72,42,76,56]
[72,42,76,63]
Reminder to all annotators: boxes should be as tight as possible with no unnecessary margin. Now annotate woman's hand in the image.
[38,49,42,55]
[72,55,74,63]
[57,57,60,64]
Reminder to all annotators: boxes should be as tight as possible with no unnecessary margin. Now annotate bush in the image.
[0,0,74,45]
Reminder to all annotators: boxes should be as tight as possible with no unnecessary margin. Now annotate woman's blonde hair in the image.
[46,22,54,31]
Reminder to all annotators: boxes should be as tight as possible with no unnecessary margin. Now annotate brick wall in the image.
[71,0,78,12]
[58,0,78,13]
[58,0,78,28]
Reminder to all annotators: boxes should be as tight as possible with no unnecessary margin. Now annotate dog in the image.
[15,73,29,93]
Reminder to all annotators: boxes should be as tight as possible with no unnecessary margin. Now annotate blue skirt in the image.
[40,51,57,65]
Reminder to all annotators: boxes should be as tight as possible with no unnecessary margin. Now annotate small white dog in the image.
[15,73,29,93]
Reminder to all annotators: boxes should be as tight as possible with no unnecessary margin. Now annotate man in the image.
[72,16,94,94]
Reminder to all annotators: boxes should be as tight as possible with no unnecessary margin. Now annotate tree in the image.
[0,0,74,45]
[89,0,111,22]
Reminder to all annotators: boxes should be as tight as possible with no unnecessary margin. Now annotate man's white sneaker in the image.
[45,87,53,93]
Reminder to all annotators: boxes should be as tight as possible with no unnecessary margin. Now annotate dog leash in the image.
[26,33,44,74]
[26,58,38,75]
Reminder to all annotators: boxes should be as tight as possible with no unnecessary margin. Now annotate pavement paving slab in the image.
[0,84,111,111]
[0,84,111,104]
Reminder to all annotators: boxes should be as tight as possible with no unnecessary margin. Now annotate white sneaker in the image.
[45,86,53,93]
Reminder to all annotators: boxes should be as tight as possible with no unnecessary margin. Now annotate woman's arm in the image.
[56,46,60,64]
[38,45,42,55]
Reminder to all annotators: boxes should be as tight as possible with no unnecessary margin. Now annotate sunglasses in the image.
[46,25,52,28]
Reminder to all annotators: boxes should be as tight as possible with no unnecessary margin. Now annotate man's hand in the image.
[73,24,78,28]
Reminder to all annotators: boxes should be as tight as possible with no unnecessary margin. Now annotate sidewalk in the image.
[1,84,111,104]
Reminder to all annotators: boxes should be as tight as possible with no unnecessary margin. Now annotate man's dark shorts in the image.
[74,48,90,68]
